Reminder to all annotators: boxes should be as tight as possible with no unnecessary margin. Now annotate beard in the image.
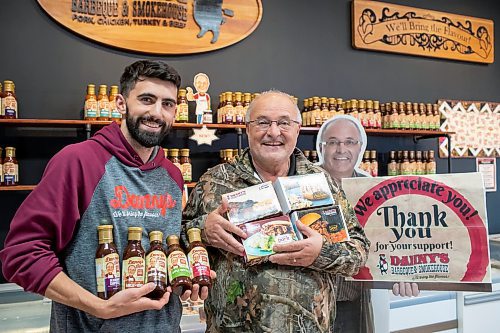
[125,107,171,148]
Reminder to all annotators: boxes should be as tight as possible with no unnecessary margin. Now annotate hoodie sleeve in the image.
[0,144,105,295]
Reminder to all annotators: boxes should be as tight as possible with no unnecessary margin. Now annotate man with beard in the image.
[0,60,212,332]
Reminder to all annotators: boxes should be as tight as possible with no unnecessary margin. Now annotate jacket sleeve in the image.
[309,187,370,276]
[0,145,98,295]
[182,170,228,246]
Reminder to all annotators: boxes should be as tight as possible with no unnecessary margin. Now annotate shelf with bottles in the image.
[358,149,438,177]
[0,119,454,138]
[0,118,245,129]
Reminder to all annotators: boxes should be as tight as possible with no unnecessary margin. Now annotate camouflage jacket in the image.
[183,148,370,333]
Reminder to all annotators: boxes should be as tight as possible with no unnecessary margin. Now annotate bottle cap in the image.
[187,228,202,243]
[166,235,180,246]
[149,231,164,242]
[97,225,114,243]
[128,227,142,241]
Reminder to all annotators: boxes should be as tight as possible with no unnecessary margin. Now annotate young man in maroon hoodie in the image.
[0,60,211,332]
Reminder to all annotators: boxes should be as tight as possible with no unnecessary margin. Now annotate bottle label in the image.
[173,162,182,172]
[3,162,17,183]
[0,98,4,116]
[426,162,436,174]
[4,96,17,117]
[415,117,422,129]
[371,162,378,177]
[0,164,3,183]
[98,100,110,118]
[167,250,191,281]
[225,113,234,124]
[84,99,98,118]
[235,114,244,124]
[181,163,192,182]
[408,115,415,129]
[375,114,382,128]
[400,116,408,128]
[401,162,411,175]
[122,256,145,289]
[416,161,423,175]
[388,162,397,176]
[188,247,210,278]
[203,112,213,124]
[95,253,121,295]
[422,119,429,130]
[177,103,188,122]
[109,100,121,119]
[367,112,375,128]
[146,250,167,284]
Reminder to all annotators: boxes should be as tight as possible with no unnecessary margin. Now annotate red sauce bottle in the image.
[166,235,192,296]
[122,227,146,289]
[187,228,211,288]
[95,225,121,299]
[146,231,168,299]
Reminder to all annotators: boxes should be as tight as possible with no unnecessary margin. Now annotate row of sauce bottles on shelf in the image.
[0,80,18,119]
[301,97,441,130]
[83,84,122,122]
[96,225,211,300]
[0,147,18,186]
[163,148,242,183]
[358,150,437,176]
[175,90,300,125]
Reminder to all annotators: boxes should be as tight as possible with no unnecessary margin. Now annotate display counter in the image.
[0,283,206,333]
[389,234,500,332]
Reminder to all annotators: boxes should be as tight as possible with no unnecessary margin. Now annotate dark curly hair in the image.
[120,60,181,97]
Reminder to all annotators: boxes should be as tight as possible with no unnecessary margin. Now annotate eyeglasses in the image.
[247,118,300,131]
[321,139,360,147]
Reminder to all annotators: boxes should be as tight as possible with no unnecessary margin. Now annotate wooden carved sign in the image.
[37,0,262,54]
[352,0,494,63]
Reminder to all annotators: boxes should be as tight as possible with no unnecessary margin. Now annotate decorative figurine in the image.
[186,73,211,124]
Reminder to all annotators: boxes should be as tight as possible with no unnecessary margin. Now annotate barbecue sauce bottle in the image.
[187,228,211,288]
[146,231,168,299]
[95,225,121,299]
[166,235,192,296]
[122,227,146,289]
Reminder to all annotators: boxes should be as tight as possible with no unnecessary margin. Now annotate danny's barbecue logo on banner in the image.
[343,173,491,291]
[37,0,262,54]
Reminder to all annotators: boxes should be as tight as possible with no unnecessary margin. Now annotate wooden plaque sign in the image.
[37,0,262,54]
[352,0,494,63]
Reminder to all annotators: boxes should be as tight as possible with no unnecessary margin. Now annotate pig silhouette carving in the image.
[193,0,234,43]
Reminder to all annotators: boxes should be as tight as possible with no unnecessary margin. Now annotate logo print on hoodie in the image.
[110,185,176,217]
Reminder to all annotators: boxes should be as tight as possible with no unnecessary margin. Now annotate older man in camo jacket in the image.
[183,90,370,333]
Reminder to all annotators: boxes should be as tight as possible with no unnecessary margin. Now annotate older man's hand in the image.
[392,282,419,297]
[204,198,247,256]
[180,270,217,302]
[269,220,323,267]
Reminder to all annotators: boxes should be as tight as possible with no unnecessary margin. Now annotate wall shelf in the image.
[0,119,454,191]
[0,185,37,191]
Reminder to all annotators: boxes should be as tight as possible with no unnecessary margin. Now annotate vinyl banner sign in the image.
[352,0,494,63]
[343,173,491,292]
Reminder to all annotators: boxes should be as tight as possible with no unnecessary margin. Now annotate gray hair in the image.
[245,89,302,123]
[319,117,364,145]
[315,115,368,169]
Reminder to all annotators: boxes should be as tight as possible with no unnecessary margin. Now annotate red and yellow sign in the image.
[352,0,494,63]
[343,173,491,291]
[37,0,262,54]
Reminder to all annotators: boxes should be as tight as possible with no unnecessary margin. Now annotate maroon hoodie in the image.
[0,122,184,332]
